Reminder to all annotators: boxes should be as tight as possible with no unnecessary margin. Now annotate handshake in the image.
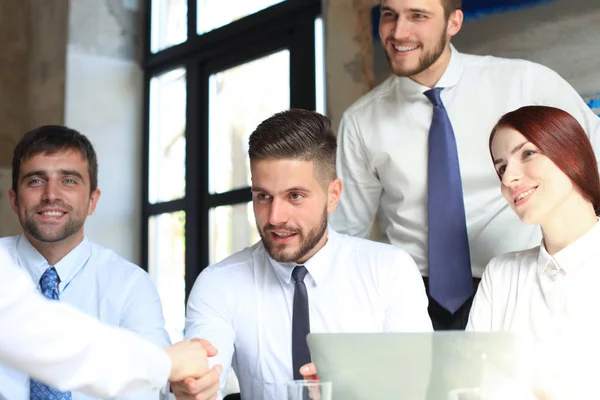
[166,340,320,400]
[166,339,223,400]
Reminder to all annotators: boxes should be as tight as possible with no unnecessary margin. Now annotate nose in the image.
[392,18,411,41]
[501,162,523,188]
[41,179,61,202]
[268,198,290,226]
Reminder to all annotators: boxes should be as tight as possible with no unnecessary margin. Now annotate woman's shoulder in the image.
[485,246,540,277]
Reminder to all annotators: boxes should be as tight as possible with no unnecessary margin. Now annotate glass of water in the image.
[285,380,332,400]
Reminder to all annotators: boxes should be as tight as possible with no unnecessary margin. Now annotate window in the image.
[144,0,322,343]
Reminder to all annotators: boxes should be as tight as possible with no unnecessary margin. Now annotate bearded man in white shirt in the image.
[330,0,600,330]
[172,109,432,400]
[0,125,171,400]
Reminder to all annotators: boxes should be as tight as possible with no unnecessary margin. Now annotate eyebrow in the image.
[21,169,85,182]
[251,186,312,193]
[408,8,431,14]
[380,5,430,14]
[493,141,529,165]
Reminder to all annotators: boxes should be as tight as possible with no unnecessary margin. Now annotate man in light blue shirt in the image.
[0,125,171,400]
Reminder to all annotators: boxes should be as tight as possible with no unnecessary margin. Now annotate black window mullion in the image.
[207,188,252,209]
[184,60,204,301]
[147,199,186,215]
[290,15,317,111]
[187,0,197,43]
[143,0,152,60]
[141,71,152,272]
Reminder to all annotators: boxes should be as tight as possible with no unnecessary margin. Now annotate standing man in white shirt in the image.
[172,109,432,400]
[0,125,171,400]
[1,247,220,399]
[331,0,600,330]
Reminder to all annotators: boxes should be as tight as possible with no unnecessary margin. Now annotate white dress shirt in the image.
[467,219,600,337]
[466,220,600,397]
[185,227,432,400]
[331,45,600,278]
[0,247,171,397]
[0,236,170,400]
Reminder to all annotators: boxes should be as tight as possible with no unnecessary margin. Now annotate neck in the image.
[410,44,452,88]
[26,233,84,265]
[540,198,597,255]
[297,229,329,265]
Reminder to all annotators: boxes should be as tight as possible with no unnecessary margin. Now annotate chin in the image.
[518,212,539,225]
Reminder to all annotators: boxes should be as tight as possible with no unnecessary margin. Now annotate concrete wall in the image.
[454,0,600,99]
[0,0,69,237]
[0,0,143,262]
[65,0,144,264]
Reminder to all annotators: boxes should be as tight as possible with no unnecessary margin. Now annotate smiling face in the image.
[379,0,462,85]
[251,158,341,264]
[9,149,100,250]
[490,127,578,225]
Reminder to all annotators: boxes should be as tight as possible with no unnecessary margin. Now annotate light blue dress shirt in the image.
[0,235,170,400]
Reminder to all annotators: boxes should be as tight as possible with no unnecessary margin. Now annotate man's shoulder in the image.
[203,241,263,275]
[460,51,548,76]
[87,241,149,280]
[0,236,20,265]
[335,231,413,262]
[0,235,19,250]
[343,75,399,118]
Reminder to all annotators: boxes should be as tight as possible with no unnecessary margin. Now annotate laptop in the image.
[307,332,532,400]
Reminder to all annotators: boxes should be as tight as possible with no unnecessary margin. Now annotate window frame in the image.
[142,0,321,300]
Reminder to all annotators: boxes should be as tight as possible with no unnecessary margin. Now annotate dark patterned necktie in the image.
[291,265,311,379]
[30,267,72,400]
[425,87,473,314]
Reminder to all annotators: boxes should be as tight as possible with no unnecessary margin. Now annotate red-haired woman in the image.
[466,105,600,396]
[467,105,600,334]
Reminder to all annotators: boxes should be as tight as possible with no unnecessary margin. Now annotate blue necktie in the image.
[425,87,472,314]
[291,265,311,380]
[30,267,72,400]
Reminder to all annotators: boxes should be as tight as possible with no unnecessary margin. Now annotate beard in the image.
[385,23,448,77]
[258,207,328,263]
[20,201,86,243]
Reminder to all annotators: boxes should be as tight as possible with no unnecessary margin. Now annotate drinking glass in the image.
[285,380,332,400]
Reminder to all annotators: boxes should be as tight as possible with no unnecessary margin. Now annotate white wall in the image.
[63,0,144,263]
[453,0,600,99]
[64,50,143,263]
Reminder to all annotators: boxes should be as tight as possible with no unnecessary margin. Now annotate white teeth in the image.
[394,45,418,52]
[515,188,536,202]
[274,232,293,238]
[42,211,63,216]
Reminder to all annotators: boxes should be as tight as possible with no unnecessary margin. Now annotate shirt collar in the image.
[395,44,464,96]
[17,236,92,292]
[537,219,600,276]
[268,226,339,286]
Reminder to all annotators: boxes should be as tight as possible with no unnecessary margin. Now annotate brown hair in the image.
[248,109,337,183]
[12,125,98,194]
[442,0,462,17]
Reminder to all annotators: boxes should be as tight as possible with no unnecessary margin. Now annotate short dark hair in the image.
[248,109,337,183]
[380,0,461,17]
[12,125,99,194]
[442,0,462,17]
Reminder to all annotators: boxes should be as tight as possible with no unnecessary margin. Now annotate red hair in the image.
[489,106,600,216]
